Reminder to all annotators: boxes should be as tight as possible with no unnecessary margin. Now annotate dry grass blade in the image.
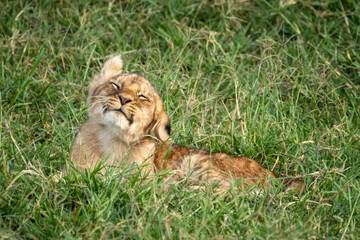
[6,170,39,191]
[4,118,32,169]
[304,185,353,226]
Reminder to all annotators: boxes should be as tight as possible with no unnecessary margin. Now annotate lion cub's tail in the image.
[283,178,304,195]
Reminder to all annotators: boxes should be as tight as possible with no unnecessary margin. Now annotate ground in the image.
[0,0,359,239]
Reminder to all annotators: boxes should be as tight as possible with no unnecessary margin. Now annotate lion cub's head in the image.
[87,56,170,144]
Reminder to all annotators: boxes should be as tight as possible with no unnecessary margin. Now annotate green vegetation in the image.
[1,0,359,238]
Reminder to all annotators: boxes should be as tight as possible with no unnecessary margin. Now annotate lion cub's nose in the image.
[119,95,132,105]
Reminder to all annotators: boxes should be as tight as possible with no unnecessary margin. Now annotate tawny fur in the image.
[71,55,302,193]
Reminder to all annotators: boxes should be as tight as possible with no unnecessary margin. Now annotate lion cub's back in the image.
[154,143,275,188]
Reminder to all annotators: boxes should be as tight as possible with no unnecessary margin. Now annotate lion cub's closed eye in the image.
[70,55,303,194]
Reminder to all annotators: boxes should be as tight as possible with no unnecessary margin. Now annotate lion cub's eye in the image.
[138,94,148,100]
[110,82,120,90]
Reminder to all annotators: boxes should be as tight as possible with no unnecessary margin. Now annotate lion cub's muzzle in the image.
[102,93,135,125]
[115,108,134,125]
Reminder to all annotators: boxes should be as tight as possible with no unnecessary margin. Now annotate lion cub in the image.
[71,56,301,192]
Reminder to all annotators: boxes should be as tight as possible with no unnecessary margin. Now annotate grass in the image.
[1,0,359,238]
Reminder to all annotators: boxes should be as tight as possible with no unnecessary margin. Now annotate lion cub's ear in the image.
[100,55,123,80]
[152,111,171,142]
[89,55,123,95]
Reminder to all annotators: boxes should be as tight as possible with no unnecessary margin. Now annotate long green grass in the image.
[1,0,359,238]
